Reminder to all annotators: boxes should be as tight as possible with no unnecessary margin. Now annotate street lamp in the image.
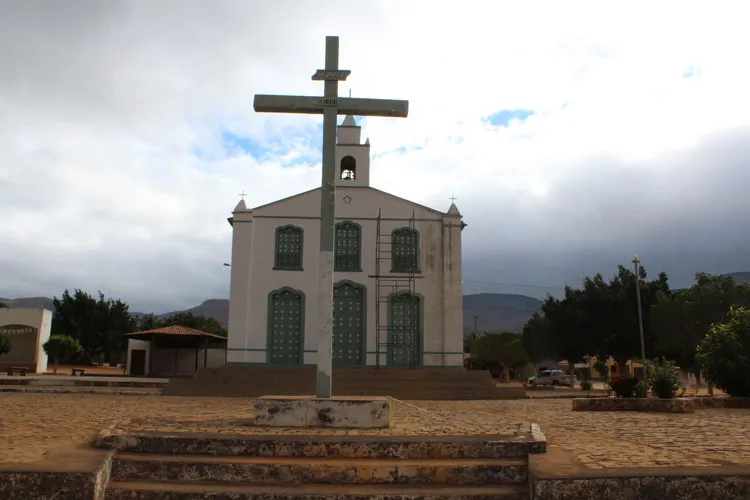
[632,254,647,394]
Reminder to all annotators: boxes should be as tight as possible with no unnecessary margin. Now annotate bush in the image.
[696,307,750,397]
[581,380,593,391]
[647,358,681,399]
[43,335,83,374]
[608,376,640,398]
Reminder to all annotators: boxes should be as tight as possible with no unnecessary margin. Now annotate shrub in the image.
[647,357,681,399]
[696,307,750,397]
[43,335,83,374]
[581,380,593,391]
[608,376,640,398]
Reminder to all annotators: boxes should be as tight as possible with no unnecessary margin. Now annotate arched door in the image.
[388,293,421,367]
[333,282,365,366]
[267,289,304,365]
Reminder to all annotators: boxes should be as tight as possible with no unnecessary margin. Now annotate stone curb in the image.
[0,387,163,396]
[572,396,750,413]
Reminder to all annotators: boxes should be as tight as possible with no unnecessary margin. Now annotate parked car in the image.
[527,369,577,387]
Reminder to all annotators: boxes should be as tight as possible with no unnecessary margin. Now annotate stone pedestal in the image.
[250,395,391,428]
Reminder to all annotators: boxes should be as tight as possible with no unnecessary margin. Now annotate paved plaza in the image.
[2,393,749,470]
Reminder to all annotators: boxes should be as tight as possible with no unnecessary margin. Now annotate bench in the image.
[7,367,27,376]
[71,368,85,376]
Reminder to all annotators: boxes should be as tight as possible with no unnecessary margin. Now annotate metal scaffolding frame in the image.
[370,209,421,369]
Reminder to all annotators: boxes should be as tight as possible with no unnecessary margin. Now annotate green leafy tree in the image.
[521,312,555,370]
[696,307,750,397]
[0,302,8,308]
[136,313,160,332]
[159,312,227,337]
[43,335,83,374]
[51,289,136,363]
[470,332,528,378]
[0,334,11,357]
[652,273,750,383]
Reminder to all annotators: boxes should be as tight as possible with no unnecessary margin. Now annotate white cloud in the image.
[1,0,749,310]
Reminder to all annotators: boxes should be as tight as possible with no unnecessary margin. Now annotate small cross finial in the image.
[449,195,458,203]
[238,191,247,200]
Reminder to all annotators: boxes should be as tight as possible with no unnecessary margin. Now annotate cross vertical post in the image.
[252,36,409,399]
[316,36,339,398]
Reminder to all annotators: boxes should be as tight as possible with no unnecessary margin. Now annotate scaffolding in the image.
[370,209,421,369]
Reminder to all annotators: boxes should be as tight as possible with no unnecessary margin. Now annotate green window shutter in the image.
[334,222,361,272]
[275,226,303,270]
[391,228,419,272]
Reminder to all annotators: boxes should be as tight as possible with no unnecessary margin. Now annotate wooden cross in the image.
[238,191,247,200]
[449,195,458,203]
[253,36,409,398]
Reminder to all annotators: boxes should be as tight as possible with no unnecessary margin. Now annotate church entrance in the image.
[387,293,421,367]
[268,288,304,366]
[333,282,365,366]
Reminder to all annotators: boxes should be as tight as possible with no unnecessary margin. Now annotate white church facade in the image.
[226,116,465,369]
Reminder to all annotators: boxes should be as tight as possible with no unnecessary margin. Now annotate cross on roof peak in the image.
[449,195,458,203]
[238,191,247,200]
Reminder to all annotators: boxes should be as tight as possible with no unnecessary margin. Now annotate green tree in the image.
[652,273,750,383]
[0,334,11,357]
[136,313,160,332]
[464,331,483,353]
[159,312,227,337]
[521,312,555,369]
[43,335,83,374]
[470,332,528,378]
[0,302,8,308]
[696,307,750,397]
[51,289,136,363]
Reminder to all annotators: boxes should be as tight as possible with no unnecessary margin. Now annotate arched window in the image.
[334,221,361,272]
[340,155,356,180]
[391,227,419,272]
[274,225,303,270]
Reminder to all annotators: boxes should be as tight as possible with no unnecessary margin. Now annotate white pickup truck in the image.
[527,369,577,387]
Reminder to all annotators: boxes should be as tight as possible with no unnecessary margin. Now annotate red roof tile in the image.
[125,325,227,341]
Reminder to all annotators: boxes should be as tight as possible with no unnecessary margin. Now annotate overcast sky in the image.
[2,1,749,313]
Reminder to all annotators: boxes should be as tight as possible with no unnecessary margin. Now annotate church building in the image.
[226,116,465,369]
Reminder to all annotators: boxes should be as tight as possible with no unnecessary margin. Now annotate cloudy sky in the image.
[2,1,749,313]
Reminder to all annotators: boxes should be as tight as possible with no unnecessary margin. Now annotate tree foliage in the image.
[696,307,750,397]
[0,334,11,357]
[43,334,83,374]
[651,273,750,382]
[51,289,136,362]
[158,312,227,337]
[521,312,555,364]
[469,332,528,371]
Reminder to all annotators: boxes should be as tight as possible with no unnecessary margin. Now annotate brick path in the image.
[1,394,749,469]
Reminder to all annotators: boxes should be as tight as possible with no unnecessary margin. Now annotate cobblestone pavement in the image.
[416,400,750,468]
[2,393,749,469]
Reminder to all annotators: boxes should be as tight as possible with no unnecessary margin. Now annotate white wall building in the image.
[0,308,52,374]
[226,116,465,369]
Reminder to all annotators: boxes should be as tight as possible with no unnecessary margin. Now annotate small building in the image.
[124,326,227,377]
[0,308,51,374]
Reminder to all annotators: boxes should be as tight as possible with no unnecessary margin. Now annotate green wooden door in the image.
[268,289,304,365]
[388,293,420,367]
[333,282,365,366]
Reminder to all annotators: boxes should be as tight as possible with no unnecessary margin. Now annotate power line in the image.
[462,278,563,290]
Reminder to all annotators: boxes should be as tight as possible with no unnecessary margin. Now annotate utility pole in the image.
[633,254,648,394]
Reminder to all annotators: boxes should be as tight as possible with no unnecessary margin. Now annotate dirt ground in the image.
[1,394,748,469]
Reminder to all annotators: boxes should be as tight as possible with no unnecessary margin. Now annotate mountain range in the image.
[2,272,748,335]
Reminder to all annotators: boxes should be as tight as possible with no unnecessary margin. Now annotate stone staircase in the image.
[164,366,525,400]
[100,431,540,499]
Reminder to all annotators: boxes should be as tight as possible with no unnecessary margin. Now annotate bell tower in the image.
[335,115,370,187]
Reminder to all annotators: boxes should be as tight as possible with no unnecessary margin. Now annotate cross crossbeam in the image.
[253,36,408,398]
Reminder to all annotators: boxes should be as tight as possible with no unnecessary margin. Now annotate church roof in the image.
[447,202,461,216]
[342,115,357,127]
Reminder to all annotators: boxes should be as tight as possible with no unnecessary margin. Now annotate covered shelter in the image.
[124,325,227,377]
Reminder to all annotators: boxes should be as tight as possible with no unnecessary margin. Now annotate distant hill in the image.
[463,293,542,335]
[727,272,750,284]
[0,297,54,309]
[158,299,230,327]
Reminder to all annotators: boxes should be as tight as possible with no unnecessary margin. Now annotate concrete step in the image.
[111,453,527,485]
[97,432,534,459]
[105,480,529,499]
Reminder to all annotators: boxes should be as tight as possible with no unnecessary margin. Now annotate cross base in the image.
[250,395,391,429]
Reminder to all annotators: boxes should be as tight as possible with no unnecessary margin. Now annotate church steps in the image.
[97,432,535,459]
[163,367,520,400]
[110,453,528,485]
[104,480,529,499]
